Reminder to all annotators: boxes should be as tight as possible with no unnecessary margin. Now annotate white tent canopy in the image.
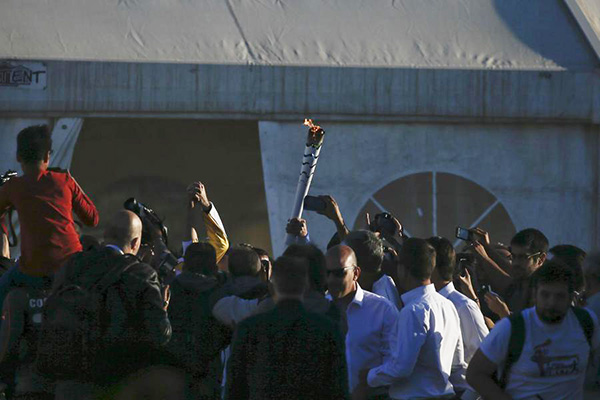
[1,0,598,70]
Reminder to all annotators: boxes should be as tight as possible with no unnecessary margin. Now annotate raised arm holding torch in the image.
[286,119,325,244]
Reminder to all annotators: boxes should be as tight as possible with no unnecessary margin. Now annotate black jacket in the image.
[53,246,172,383]
[168,271,230,399]
[225,299,349,400]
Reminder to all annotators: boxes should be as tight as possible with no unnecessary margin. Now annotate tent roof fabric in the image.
[1,0,598,71]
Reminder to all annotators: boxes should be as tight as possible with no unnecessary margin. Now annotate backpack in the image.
[35,252,138,381]
[500,307,594,389]
[166,275,231,378]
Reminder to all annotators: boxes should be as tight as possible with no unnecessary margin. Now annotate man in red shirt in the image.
[0,125,99,305]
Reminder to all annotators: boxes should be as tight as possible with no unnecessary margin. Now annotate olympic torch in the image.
[286,119,325,244]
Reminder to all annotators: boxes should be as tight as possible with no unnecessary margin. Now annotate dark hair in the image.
[17,125,52,164]
[343,230,384,273]
[510,228,549,254]
[271,256,308,296]
[184,242,217,276]
[399,238,436,281]
[549,245,586,292]
[252,247,269,258]
[532,259,575,294]
[283,244,327,293]
[427,236,456,281]
[228,246,261,278]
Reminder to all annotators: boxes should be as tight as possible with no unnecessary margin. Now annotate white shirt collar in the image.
[400,283,436,306]
[351,282,365,307]
[438,281,456,298]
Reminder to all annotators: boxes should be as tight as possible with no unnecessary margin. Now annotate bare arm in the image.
[466,349,512,400]
[318,195,350,241]
[184,202,200,244]
[183,182,229,263]
[472,242,513,295]
[471,228,513,275]
[0,231,8,260]
[0,187,13,254]
[183,182,203,244]
[485,245,513,275]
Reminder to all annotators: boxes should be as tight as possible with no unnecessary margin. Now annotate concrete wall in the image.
[1,62,598,123]
[260,121,599,255]
[2,61,599,256]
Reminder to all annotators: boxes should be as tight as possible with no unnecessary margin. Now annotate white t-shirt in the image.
[479,307,600,400]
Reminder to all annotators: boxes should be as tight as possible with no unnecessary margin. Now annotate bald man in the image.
[50,210,171,400]
[326,245,399,399]
[103,210,144,255]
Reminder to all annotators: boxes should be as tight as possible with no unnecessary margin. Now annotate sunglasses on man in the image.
[510,251,544,262]
[326,266,356,278]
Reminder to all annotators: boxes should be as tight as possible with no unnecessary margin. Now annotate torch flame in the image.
[303,118,321,133]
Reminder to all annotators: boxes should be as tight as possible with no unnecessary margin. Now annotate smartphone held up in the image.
[455,227,471,241]
[303,195,327,213]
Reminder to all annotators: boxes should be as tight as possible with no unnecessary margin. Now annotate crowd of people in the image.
[0,124,599,400]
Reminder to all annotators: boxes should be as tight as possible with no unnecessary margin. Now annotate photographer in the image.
[123,179,231,286]
[0,125,98,309]
[46,210,171,399]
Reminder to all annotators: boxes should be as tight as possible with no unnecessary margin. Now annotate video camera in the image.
[123,197,169,246]
[123,197,178,285]
[0,170,17,187]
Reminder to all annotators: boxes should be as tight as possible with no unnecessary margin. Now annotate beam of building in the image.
[1,61,599,124]
[565,0,600,62]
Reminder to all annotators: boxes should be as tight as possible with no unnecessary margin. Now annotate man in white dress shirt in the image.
[364,238,467,400]
[326,245,399,399]
[428,236,489,363]
[429,236,488,399]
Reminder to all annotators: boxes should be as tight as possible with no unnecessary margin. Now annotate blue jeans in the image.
[0,263,49,312]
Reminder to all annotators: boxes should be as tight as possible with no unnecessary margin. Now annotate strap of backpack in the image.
[500,312,526,390]
[572,307,594,348]
[571,306,599,383]
[92,254,139,294]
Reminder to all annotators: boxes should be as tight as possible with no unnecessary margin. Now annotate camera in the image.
[0,170,17,187]
[123,198,178,285]
[372,213,399,238]
[123,197,169,245]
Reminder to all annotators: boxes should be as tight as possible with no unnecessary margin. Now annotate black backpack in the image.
[500,307,594,389]
[166,275,231,378]
[35,252,138,380]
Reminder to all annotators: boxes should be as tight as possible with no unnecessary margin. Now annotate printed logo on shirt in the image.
[531,339,580,377]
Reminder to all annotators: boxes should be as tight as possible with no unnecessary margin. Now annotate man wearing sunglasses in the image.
[502,229,549,315]
[326,245,399,399]
[470,228,548,319]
